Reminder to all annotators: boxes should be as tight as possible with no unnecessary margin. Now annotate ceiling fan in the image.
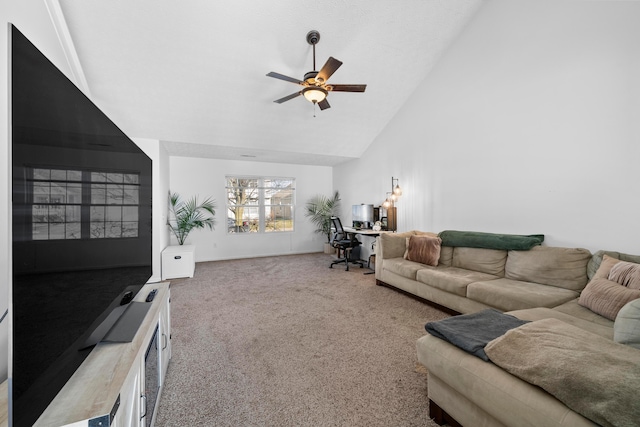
[266,30,366,111]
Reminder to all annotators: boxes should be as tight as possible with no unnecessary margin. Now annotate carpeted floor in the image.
[155,253,450,427]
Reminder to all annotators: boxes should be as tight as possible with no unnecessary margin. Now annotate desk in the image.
[343,228,392,274]
[343,227,392,237]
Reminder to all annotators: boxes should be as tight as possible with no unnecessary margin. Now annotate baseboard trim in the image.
[198,251,325,263]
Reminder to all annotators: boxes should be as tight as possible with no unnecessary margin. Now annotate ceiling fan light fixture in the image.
[267,30,366,111]
[302,86,327,104]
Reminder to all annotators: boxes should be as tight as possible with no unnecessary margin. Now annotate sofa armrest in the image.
[417,334,597,427]
[378,233,409,259]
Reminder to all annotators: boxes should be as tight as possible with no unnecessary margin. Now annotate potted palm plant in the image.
[167,192,216,245]
[304,190,341,254]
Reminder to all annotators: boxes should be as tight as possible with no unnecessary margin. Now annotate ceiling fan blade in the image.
[274,92,302,104]
[318,99,331,110]
[329,84,367,92]
[266,72,304,85]
[316,57,342,83]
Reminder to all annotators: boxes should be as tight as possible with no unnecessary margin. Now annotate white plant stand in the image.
[161,245,195,280]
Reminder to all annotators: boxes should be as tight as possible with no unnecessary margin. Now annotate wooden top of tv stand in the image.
[34,282,169,427]
[0,379,7,427]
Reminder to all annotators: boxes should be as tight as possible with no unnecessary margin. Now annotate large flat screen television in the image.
[10,25,152,426]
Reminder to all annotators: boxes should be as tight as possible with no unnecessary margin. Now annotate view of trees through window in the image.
[225,176,295,233]
[30,167,140,240]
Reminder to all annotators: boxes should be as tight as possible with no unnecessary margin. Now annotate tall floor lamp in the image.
[382,177,402,231]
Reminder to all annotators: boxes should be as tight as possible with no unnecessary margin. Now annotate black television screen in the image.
[10,25,152,426]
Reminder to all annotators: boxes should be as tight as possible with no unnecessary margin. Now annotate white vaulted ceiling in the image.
[57,0,483,166]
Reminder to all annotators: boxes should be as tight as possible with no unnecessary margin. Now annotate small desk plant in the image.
[304,190,341,254]
[167,192,216,245]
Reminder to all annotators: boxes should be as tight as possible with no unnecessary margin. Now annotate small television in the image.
[10,25,152,426]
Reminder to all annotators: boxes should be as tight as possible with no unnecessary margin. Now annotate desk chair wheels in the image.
[330,247,365,271]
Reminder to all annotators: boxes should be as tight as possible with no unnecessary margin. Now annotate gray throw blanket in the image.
[485,318,640,427]
[425,309,529,361]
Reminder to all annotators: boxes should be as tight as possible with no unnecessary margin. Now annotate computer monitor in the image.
[352,204,374,228]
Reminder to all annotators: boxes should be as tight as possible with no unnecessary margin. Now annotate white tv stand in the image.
[34,282,171,427]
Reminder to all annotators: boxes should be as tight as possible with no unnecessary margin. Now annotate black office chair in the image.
[329,216,365,271]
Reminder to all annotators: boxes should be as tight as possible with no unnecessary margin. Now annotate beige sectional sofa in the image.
[375,230,640,427]
[375,230,593,315]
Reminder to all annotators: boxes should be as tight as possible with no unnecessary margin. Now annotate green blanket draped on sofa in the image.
[438,230,544,251]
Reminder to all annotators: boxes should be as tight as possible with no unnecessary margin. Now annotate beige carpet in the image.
[155,253,449,427]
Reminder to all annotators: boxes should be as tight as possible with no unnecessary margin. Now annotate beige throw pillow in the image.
[404,235,442,267]
[578,278,640,321]
[593,254,621,280]
[608,260,640,290]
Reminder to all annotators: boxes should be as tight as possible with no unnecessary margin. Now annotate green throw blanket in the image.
[485,318,640,427]
[438,230,544,250]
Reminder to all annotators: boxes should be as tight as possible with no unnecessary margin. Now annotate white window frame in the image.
[28,166,141,240]
[225,176,295,234]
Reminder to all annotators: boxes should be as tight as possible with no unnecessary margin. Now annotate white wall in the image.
[169,156,333,261]
[335,0,640,254]
[1,0,77,385]
[134,138,170,283]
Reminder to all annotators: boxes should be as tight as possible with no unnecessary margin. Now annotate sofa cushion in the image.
[382,257,427,281]
[608,260,640,289]
[509,307,613,339]
[552,299,615,329]
[438,246,453,267]
[452,247,507,277]
[614,298,640,349]
[578,277,640,321]
[404,235,441,266]
[587,250,640,280]
[467,278,580,312]
[416,267,500,297]
[504,246,591,291]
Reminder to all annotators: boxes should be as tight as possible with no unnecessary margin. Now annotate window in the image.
[226,176,295,233]
[29,167,140,240]
[89,172,140,238]
[31,168,82,240]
